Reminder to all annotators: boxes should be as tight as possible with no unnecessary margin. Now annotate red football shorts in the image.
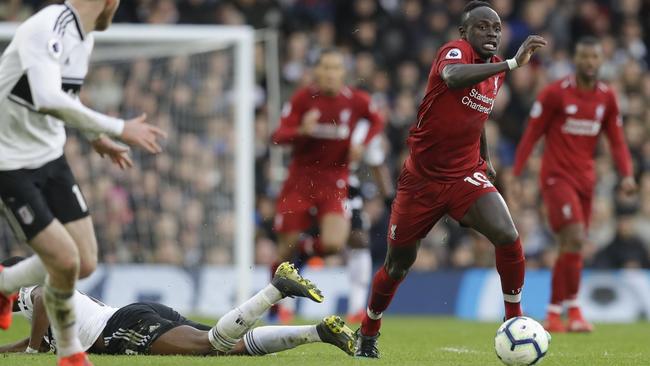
[541,178,592,232]
[388,163,498,247]
[274,172,348,233]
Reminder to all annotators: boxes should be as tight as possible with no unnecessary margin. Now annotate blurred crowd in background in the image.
[1,0,649,270]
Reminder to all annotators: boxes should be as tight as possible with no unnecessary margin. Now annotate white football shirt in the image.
[17,286,119,352]
[0,1,124,171]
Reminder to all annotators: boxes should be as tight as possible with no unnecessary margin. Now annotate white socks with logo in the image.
[43,280,83,357]
[209,284,283,353]
[244,325,321,355]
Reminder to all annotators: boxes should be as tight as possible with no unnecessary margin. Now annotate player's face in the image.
[95,0,120,31]
[461,7,502,59]
[316,53,346,94]
[574,44,603,81]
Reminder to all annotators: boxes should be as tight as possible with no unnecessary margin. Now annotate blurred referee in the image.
[0,1,165,365]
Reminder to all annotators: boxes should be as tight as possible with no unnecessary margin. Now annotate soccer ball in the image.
[494,316,551,366]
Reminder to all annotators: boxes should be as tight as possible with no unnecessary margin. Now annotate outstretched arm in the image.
[27,288,51,352]
[442,35,547,89]
[0,337,30,353]
[603,94,636,194]
[15,18,165,154]
[512,88,557,177]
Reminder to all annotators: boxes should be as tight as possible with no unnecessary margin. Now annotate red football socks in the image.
[361,266,404,336]
[550,254,566,308]
[562,252,582,302]
[495,238,525,319]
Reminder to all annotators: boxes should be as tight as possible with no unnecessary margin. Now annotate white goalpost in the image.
[0,24,256,306]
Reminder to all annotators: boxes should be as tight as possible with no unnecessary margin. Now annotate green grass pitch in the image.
[1,316,648,365]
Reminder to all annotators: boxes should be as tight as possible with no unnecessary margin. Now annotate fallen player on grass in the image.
[0,258,355,357]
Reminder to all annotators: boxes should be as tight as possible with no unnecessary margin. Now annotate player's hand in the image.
[299,109,321,136]
[514,35,547,67]
[120,113,167,154]
[486,161,497,183]
[620,176,637,196]
[91,135,133,170]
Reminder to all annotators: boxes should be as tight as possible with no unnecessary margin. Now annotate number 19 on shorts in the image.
[464,172,493,188]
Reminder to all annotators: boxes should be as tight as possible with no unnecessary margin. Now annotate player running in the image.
[270,48,384,309]
[0,1,165,365]
[355,1,547,358]
[513,37,636,333]
[0,259,355,357]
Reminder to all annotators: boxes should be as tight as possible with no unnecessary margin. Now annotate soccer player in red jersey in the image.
[513,37,636,333]
[271,48,384,316]
[354,1,547,358]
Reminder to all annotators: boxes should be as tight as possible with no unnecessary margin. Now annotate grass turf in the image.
[1,316,648,365]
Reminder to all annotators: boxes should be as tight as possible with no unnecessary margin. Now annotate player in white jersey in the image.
[0,258,356,357]
[0,1,165,366]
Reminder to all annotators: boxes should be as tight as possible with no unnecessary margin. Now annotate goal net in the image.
[0,24,256,306]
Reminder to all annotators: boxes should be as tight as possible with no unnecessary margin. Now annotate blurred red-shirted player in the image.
[271,48,383,316]
[513,37,636,333]
[355,1,547,358]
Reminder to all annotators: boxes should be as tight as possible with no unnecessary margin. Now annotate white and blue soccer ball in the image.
[494,316,551,366]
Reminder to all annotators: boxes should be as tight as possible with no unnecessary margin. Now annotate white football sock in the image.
[243,325,320,355]
[0,255,47,294]
[347,248,372,316]
[43,280,83,358]
[209,284,283,352]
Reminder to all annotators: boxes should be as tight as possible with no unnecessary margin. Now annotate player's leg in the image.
[308,181,351,257]
[150,315,355,357]
[357,169,442,358]
[562,193,592,332]
[34,158,93,362]
[0,170,50,329]
[346,214,372,322]
[62,218,97,279]
[317,213,350,255]
[271,183,312,275]
[458,191,524,320]
[540,182,590,332]
[240,315,355,356]
[557,223,592,332]
[44,157,96,280]
[208,262,323,353]
[30,223,88,358]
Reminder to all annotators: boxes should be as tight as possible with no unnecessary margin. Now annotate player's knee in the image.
[348,231,368,249]
[385,252,416,280]
[492,225,519,246]
[561,233,585,252]
[321,236,346,252]
[52,256,80,280]
[78,257,97,279]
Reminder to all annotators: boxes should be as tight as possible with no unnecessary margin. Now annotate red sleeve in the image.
[512,85,558,176]
[358,92,384,145]
[434,41,474,75]
[271,90,308,145]
[603,91,633,177]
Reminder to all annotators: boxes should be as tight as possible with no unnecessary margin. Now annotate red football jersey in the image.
[513,76,633,191]
[272,85,383,177]
[405,39,505,183]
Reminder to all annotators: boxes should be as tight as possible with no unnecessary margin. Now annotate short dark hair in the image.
[573,36,601,55]
[461,1,493,25]
[316,48,343,65]
[575,36,600,48]
[1,256,26,267]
